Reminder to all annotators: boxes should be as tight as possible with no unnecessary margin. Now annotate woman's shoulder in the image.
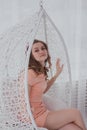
[28,69,45,86]
[28,69,37,77]
[28,69,45,78]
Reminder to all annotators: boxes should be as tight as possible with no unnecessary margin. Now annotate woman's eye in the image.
[35,50,39,52]
[41,47,46,50]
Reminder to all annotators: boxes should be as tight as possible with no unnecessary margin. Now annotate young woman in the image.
[28,39,86,130]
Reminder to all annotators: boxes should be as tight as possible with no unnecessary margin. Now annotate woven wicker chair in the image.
[0,6,72,130]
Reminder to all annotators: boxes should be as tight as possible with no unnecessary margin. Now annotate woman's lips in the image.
[40,54,45,57]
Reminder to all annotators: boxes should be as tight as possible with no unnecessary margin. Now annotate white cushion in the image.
[43,94,68,110]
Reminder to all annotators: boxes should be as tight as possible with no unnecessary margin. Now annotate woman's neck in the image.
[40,61,45,67]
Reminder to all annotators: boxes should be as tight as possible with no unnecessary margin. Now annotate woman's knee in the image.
[70,108,82,117]
[74,109,83,120]
[59,123,82,130]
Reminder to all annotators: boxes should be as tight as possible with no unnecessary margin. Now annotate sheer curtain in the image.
[68,0,87,81]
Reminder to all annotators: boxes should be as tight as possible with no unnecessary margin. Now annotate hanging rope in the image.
[39,0,44,8]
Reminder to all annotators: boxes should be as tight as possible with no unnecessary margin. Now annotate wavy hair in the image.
[28,39,52,76]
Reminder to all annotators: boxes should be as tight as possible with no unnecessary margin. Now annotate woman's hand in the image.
[54,58,64,78]
[45,58,64,92]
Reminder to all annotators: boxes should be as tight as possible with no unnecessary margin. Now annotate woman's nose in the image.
[39,49,44,53]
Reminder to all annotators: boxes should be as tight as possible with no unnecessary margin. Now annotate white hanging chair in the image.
[0,3,72,130]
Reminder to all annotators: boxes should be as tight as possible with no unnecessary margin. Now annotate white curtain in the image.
[46,0,87,81]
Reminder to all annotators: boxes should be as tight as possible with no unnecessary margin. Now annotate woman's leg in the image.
[44,108,86,130]
[59,123,82,130]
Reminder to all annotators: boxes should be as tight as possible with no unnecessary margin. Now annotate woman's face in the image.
[31,42,48,65]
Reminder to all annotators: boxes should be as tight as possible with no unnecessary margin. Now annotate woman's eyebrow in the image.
[33,47,39,49]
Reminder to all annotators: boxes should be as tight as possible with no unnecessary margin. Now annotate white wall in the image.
[0,0,87,80]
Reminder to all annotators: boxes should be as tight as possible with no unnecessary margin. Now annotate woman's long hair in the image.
[28,39,52,77]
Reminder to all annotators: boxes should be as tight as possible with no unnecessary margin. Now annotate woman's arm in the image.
[44,58,64,93]
[28,69,36,96]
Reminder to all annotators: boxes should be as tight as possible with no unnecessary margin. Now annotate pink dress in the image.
[28,69,49,127]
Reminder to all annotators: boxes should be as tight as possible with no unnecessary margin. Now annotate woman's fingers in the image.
[61,64,64,69]
[56,58,63,69]
[56,58,60,66]
[55,58,64,75]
